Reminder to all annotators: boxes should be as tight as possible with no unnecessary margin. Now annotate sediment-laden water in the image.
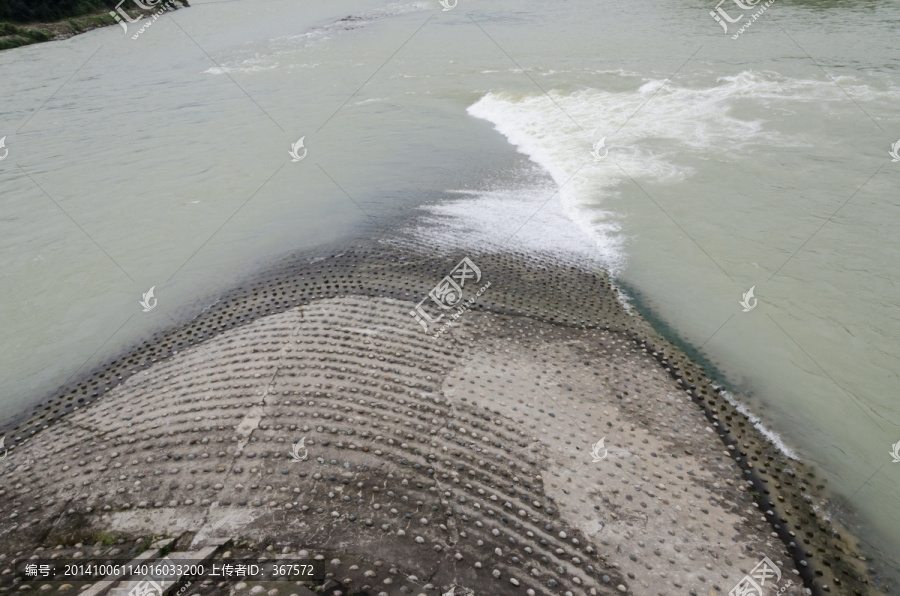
[1,0,898,587]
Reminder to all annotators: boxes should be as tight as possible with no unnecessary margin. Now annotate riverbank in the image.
[0,242,883,595]
[0,0,188,50]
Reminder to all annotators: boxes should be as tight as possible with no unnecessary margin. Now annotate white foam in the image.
[400,71,879,279]
[464,70,892,279]
[610,282,635,316]
[392,164,618,271]
[719,389,800,460]
[202,64,277,76]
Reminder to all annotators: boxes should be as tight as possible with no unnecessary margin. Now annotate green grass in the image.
[0,0,119,26]
[0,9,115,50]
[0,21,50,38]
[0,0,186,50]
[0,22,52,49]
[90,531,121,547]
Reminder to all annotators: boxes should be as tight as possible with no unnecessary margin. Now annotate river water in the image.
[1,0,898,585]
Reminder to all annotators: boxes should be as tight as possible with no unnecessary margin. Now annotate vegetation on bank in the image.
[0,0,112,49]
[0,14,105,50]
[0,0,187,50]
[0,21,52,49]
[0,0,120,24]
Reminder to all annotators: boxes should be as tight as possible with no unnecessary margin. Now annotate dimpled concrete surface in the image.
[0,244,875,595]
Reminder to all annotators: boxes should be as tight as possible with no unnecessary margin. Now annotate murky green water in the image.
[1,0,898,584]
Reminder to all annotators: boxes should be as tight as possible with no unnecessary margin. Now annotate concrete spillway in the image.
[0,243,873,595]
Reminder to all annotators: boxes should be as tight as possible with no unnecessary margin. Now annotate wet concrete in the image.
[0,242,877,595]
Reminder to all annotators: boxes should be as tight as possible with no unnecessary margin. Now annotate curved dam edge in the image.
[0,241,881,595]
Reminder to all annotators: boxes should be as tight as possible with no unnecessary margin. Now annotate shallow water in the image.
[1,0,898,585]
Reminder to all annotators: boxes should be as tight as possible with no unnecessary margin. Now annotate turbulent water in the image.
[1,0,898,585]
